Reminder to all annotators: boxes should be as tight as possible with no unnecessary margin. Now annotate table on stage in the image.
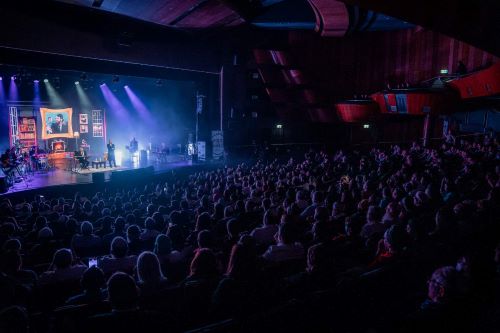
[91,160,107,169]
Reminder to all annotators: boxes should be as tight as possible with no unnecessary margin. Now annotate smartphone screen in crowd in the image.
[88,258,98,267]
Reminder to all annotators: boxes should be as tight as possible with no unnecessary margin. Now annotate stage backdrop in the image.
[40,108,74,140]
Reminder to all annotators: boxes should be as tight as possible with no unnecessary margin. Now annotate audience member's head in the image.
[277,222,297,245]
[107,272,139,311]
[427,266,458,303]
[154,234,172,256]
[0,306,29,333]
[307,243,331,274]
[127,225,141,242]
[80,221,93,236]
[189,248,217,279]
[110,237,128,258]
[226,238,257,279]
[81,266,105,292]
[51,248,73,270]
[137,251,164,283]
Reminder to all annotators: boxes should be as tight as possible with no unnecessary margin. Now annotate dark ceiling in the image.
[53,0,499,55]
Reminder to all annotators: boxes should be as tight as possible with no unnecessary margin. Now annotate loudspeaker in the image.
[139,150,148,166]
[92,172,105,184]
[111,166,154,184]
[0,176,8,193]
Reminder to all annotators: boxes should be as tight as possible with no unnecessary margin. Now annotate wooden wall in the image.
[288,28,499,99]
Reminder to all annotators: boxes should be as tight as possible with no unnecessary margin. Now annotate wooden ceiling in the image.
[54,0,499,55]
[57,0,246,28]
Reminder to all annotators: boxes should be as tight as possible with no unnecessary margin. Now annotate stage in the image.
[1,155,203,196]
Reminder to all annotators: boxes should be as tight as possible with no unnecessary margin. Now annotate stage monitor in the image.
[40,108,74,140]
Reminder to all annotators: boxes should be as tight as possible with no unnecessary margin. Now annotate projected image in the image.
[40,108,74,139]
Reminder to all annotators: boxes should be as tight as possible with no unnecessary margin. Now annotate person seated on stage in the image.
[75,148,89,169]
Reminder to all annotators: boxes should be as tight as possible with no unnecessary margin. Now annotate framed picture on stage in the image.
[92,124,103,137]
[92,110,104,137]
[40,108,74,140]
[79,114,88,124]
[80,124,88,133]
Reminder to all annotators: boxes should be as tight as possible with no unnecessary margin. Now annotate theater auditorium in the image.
[0,1,499,332]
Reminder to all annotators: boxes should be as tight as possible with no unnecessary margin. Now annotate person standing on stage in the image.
[107,140,116,168]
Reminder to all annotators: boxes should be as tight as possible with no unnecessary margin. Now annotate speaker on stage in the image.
[0,169,8,193]
[92,172,105,184]
[111,166,154,184]
[139,149,148,166]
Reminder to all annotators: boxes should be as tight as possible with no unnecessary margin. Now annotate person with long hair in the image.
[213,235,259,317]
[136,251,169,297]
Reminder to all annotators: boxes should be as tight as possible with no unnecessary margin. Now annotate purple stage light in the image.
[100,83,128,118]
[0,76,4,103]
[33,78,41,107]
[0,77,3,81]
[124,85,152,122]
[11,76,15,80]
[9,77,18,101]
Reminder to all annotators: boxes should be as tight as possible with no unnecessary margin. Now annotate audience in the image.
[0,133,498,332]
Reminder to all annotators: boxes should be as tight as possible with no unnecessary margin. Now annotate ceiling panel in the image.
[174,0,241,28]
[55,0,245,28]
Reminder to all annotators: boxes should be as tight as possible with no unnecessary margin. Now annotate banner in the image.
[196,93,203,114]
[211,130,224,160]
[40,107,74,139]
[197,141,206,161]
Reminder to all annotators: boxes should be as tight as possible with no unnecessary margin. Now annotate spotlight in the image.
[44,79,49,83]
[124,85,129,88]
[0,77,2,81]
[33,80,39,83]
[75,81,80,85]
[11,76,15,80]
[100,83,105,86]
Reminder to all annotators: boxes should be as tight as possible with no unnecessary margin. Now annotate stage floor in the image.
[2,156,194,195]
